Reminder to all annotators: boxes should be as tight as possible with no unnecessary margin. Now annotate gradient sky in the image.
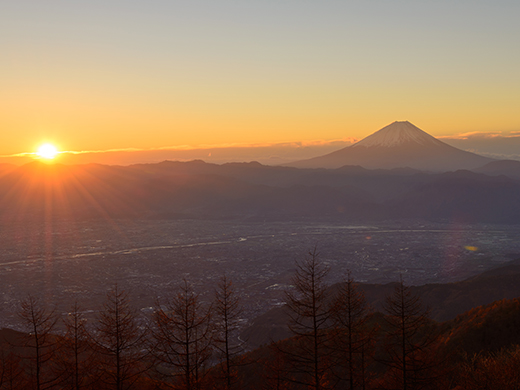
[1,0,519,160]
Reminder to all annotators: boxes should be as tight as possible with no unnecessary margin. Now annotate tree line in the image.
[1,249,519,389]
[1,275,241,390]
[244,249,520,390]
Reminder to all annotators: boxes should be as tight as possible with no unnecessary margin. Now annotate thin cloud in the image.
[438,131,520,140]
[0,148,141,158]
[64,138,358,155]
[60,148,142,155]
[440,130,520,163]
[0,137,356,166]
[155,137,358,151]
[2,137,357,160]
[0,151,37,158]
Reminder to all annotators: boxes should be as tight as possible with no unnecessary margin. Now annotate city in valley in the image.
[1,217,519,337]
[2,2,520,387]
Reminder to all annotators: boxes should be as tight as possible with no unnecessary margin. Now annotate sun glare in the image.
[36,144,59,160]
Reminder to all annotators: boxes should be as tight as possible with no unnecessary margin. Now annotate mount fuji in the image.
[286,121,493,171]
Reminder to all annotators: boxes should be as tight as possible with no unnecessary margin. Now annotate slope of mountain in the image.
[234,297,520,390]
[473,159,520,179]
[0,163,16,177]
[386,170,520,223]
[286,121,493,171]
[241,260,520,348]
[441,297,520,356]
[0,161,388,222]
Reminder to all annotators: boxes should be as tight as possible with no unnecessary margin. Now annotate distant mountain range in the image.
[473,159,520,178]
[2,155,520,223]
[286,121,494,171]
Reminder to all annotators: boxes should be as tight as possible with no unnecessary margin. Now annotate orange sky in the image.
[1,1,519,163]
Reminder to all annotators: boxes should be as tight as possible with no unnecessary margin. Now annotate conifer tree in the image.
[92,285,148,390]
[330,271,374,390]
[380,277,440,390]
[153,279,213,390]
[55,302,96,390]
[281,248,333,390]
[18,295,59,390]
[214,275,243,389]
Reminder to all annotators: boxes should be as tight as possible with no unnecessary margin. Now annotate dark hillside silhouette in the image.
[0,265,520,389]
[2,160,520,223]
[241,259,520,348]
[473,159,520,178]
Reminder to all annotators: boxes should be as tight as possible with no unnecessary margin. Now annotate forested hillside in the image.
[1,255,520,389]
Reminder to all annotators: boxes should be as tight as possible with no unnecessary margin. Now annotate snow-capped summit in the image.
[286,121,493,171]
[352,121,445,148]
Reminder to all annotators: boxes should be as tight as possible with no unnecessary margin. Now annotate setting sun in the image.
[36,144,59,160]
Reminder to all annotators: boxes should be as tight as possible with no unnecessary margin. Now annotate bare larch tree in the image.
[55,302,96,390]
[18,295,59,390]
[380,277,440,390]
[213,275,243,389]
[92,285,148,390]
[330,271,374,390]
[153,279,213,390]
[282,248,333,390]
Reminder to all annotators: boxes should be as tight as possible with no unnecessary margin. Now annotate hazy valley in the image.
[2,122,520,388]
[3,122,520,332]
[3,148,520,336]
